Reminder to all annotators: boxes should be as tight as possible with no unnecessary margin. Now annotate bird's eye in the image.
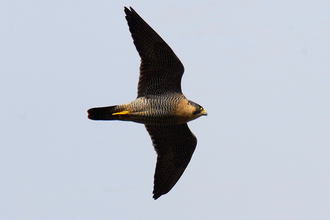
[200,107,203,110]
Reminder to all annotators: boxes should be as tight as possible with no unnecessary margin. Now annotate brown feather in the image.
[124,7,184,98]
[145,123,197,199]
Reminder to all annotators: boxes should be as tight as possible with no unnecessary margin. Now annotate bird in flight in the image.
[88,6,207,200]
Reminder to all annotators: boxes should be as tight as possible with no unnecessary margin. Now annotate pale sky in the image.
[1,1,330,219]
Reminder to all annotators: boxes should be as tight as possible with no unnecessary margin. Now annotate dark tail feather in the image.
[87,105,120,120]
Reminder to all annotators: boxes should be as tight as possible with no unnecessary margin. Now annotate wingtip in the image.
[153,193,161,200]
[153,187,171,200]
[153,186,166,200]
[124,6,135,13]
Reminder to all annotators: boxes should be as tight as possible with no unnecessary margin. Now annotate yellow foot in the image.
[112,110,129,115]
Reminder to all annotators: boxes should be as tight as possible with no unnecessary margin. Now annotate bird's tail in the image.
[87,105,128,120]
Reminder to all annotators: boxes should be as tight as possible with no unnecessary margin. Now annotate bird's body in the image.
[88,7,207,199]
[89,94,204,125]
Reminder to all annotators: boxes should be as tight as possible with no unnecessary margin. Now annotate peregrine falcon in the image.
[88,7,207,200]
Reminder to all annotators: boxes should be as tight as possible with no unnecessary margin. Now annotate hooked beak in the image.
[201,109,208,116]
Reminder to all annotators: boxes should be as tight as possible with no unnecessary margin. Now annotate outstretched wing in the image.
[124,7,184,98]
[145,123,197,199]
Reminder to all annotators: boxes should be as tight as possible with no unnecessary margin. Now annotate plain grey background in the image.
[1,1,329,219]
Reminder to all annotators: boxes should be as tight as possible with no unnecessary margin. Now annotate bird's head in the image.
[176,99,207,124]
[190,101,207,117]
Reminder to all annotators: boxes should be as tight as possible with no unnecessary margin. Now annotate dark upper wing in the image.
[124,7,184,98]
[145,123,197,199]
